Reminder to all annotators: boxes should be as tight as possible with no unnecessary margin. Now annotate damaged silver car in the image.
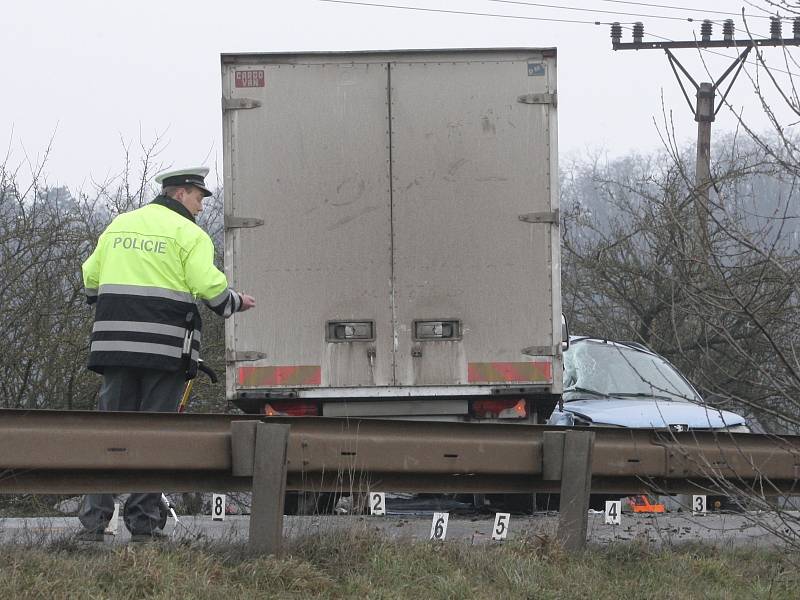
[548,337,749,432]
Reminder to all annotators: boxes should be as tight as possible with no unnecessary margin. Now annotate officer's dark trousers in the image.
[79,367,185,535]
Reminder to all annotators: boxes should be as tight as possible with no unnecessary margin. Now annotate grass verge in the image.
[0,529,798,599]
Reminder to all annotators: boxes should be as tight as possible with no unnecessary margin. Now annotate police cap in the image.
[155,166,213,197]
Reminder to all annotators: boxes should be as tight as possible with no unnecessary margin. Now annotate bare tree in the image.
[0,134,173,410]
[563,0,800,435]
[561,130,800,434]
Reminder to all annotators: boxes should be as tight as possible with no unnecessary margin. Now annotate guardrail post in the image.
[556,430,595,552]
[231,420,290,555]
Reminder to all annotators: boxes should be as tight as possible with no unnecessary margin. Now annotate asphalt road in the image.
[1,511,798,548]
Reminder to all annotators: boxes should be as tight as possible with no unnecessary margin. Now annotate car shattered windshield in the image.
[563,341,701,402]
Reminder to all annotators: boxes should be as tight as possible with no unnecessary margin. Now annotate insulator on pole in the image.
[633,22,644,44]
[793,17,800,40]
[771,16,782,40]
[611,22,622,45]
[701,20,712,42]
[723,19,734,41]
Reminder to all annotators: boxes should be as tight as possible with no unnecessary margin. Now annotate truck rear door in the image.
[222,61,394,395]
[390,56,558,387]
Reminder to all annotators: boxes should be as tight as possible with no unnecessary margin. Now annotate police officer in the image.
[78,166,255,541]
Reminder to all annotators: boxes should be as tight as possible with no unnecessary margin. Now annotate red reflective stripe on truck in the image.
[467,360,552,384]
[238,366,321,387]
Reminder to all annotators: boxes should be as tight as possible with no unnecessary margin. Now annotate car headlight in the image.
[721,424,750,433]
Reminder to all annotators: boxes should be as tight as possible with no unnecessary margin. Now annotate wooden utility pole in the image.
[694,82,714,246]
[611,17,799,253]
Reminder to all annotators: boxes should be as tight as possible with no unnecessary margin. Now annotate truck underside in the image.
[233,388,559,424]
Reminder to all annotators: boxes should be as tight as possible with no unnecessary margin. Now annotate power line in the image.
[598,0,773,20]
[317,0,608,24]
[484,0,794,51]
[486,0,700,23]
[317,0,799,76]
[483,0,788,46]
[486,1,778,40]
[482,0,793,61]
[321,0,781,36]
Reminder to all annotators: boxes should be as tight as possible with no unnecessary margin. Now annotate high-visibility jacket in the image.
[82,195,242,374]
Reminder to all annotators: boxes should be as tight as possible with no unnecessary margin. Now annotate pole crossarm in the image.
[666,48,700,116]
[614,39,800,51]
[0,410,799,496]
[615,27,761,250]
[663,46,753,121]
[713,46,752,117]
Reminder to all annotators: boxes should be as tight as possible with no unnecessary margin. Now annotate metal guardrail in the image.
[1,409,799,552]
[1,409,799,494]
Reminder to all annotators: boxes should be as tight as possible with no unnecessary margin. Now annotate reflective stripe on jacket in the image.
[82,195,241,373]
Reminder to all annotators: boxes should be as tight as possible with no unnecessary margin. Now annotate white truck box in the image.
[221,48,562,422]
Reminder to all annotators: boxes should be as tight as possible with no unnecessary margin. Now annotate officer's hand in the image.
[239,293,256,311]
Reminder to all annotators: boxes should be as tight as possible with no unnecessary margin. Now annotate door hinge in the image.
[517,92,557,107]
[225,215,265,229]
[519,210,559,225]
[521,345,557,357]
[222,97,262,112]
[226,350,267,362]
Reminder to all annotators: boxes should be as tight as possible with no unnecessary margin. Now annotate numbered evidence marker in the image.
[492,512,511,541]
[212,493,226,521]
[430,512,449,541]
[369,492,386,516]
[605,500,622,525]
[692,495,707,516]
[104,502,121,535]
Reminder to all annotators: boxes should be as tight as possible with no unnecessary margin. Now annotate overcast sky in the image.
[1,0,793,193]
